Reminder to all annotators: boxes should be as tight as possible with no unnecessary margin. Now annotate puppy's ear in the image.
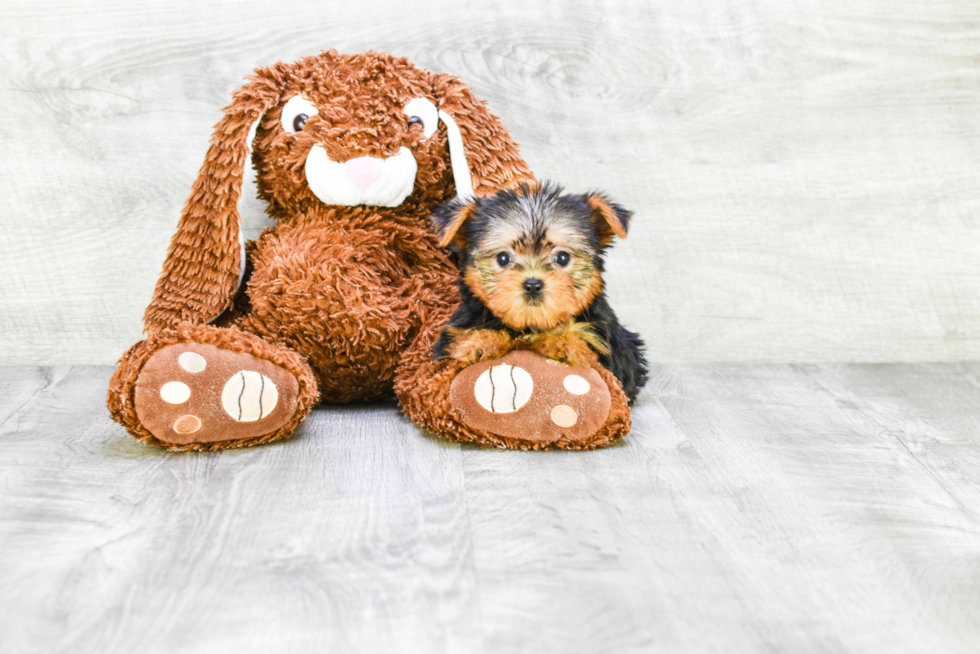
[143,64,288,334]
[431,198,478,249]
[584,193,632,245]
[431,74,535,198]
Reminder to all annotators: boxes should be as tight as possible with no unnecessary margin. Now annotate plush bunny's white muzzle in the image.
[301,99,474,208]
[304,146,419,208]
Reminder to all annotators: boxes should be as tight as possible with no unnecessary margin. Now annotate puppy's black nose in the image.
[523,278,544,297]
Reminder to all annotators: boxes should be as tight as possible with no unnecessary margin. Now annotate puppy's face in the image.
[433,183,632,331]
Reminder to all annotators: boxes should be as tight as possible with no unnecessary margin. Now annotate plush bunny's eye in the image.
[403,98,438,139]
[281,95,319,134]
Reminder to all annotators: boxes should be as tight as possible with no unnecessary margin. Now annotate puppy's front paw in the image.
[528,332,597,367]
[447,329,513,365]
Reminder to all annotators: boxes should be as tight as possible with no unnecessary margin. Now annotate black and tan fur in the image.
[431,182,648,403]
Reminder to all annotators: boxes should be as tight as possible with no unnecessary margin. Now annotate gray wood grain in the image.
[0,368,479,653]
[2,0,980,365]
[2,364,980,653]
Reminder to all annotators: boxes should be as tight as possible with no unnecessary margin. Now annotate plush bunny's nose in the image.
[344,157,385,189]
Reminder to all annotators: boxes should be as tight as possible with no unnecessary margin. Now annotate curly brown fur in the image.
[432,181,649,403]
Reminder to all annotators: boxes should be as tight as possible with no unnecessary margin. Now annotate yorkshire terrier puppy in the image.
[431,182,648,403]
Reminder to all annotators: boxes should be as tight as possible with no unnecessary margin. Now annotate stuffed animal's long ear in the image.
[431,74,535,199]
[431,198,478,249]
[143,66,287,334]
[585,193,632,245]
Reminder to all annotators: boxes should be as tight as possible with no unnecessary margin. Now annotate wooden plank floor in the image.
[1,364,978,653]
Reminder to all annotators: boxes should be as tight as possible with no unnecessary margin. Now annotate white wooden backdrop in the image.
[1,0,978,366]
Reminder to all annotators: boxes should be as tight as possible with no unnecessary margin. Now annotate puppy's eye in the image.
[403,98,438,139]
[281,95,319,134]
[496,252,512,267]
[553,251,571,267]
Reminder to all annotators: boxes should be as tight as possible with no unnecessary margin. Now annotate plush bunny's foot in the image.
[135,343,302,445]
[108,325,318,451]
[445,349,628,449]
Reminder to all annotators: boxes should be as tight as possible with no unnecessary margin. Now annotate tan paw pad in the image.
[178,351,207,373]
[159,381,191,404]
[473,363,533,413]
[550,404,578,427]
[221,371,278,422]
[562,374,590,395]
[173,414,202,435]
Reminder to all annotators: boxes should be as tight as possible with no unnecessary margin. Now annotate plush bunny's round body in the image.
[107,50,632,451]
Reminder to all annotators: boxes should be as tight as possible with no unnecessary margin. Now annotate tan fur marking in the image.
[437,202,477,248]
[446,327,513,365]
[586,195,628,243]
[522,320,609,366]
[543,223,591,252]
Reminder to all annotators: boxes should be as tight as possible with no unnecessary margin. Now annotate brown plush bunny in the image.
[107,50,632,451]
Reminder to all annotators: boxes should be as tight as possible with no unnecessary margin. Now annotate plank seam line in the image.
[0,367,70,432]
[797,364,980,526]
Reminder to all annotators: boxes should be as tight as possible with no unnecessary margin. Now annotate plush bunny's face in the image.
[250,54,458,214]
